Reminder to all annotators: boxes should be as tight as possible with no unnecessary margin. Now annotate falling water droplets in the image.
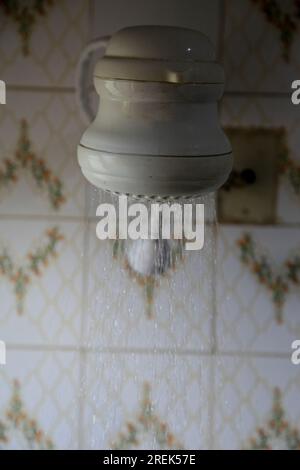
[78,189,220,449]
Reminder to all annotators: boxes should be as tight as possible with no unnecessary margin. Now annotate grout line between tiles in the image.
[0,214,85,223]
[86,214,300,229]
[88,0,96,41]
[209,0,227,446]
[224,91,292,98]
[219,222,300,229]
[78,348,87,449]
[207,357,216,450]
[3,343,293,359]
[6,85,75,94]
[6,84,291,100]
[76,0,96,440]
[216,349,293,359]
[211,203,218,355]
[217,0,226,63]
[211,11,226,449]
[2,214,300,229]
[78,184,91,448]
[4,343,82,352]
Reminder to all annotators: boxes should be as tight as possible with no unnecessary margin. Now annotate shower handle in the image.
[76,36,110,124]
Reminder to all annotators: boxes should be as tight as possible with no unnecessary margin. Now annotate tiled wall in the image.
[0,0,89,449]
[216,0,300,450]
[0,0,300,450]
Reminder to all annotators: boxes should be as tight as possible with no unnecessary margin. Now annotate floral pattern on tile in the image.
[0,90,85,216]
[0,349,80,449]
[217,226,300,353]
[112,382,183,450]
[0,119,66,210]
[0,0,56,56]
[247,388,300,450]
[2,0,300,452]
[0,0,86,451]
[251,0,300,61]
[213,356,300,449]
[279,148,300,196]
[223,0,300,93]
[0,226,63,314]
[0,379,54,449]
[0,0,88,87]
[237,233,300,323]
[0,219,83,346]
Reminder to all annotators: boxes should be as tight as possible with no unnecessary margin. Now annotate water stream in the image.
[80,190,219,450]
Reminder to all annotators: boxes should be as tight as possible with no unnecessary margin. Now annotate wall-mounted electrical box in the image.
[218,127,284,224]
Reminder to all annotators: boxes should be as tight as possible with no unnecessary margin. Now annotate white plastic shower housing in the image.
[77,25,232,199]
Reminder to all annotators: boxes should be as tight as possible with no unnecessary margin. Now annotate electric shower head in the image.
[78,25,232,200]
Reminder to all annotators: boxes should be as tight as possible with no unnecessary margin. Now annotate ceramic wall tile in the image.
[0,89,86,217]
[213,355,300,449]
[91,0,221,48]
[82,215,216,352]
[81,352,212,450]
[0,218,84,347]
[0,349,80,449]
[223,0,300,93]
[221,96,300,224]
[0,0,89,88]
[217,225,300,353]
[1,0,300,452]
